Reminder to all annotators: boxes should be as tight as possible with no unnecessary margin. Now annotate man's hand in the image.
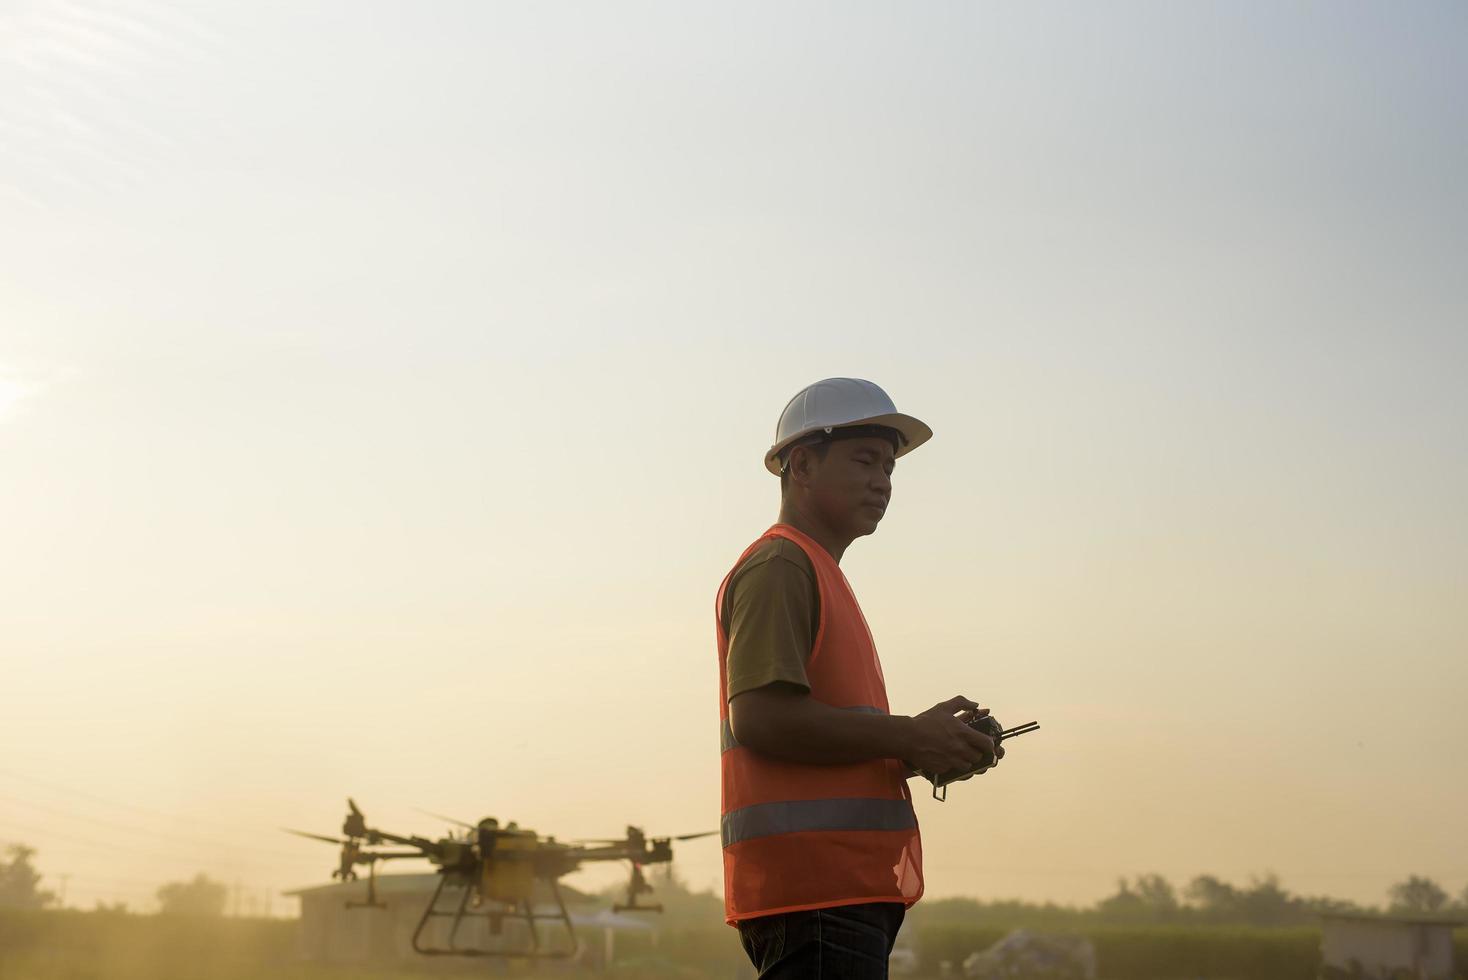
[903,696,1004,780]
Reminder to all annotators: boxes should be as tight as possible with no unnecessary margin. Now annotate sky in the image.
[2,1,1466,915]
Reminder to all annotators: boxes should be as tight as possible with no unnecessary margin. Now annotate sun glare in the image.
[0,376,31,421]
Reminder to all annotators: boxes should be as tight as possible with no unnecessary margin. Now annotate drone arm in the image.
[361,828,445,860]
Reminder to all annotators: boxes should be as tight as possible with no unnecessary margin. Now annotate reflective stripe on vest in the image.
[720,704,886,754]
[721,796,917,847]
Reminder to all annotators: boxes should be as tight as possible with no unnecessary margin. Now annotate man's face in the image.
[805,436,896,538]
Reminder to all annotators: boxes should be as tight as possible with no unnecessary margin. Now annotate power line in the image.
[0,790,305,860]
[0,814,287,876]
[0,767,320,844]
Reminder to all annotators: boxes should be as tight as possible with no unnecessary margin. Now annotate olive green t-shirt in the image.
[721,537,820,700]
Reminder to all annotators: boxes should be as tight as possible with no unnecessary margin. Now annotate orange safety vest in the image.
[715,523,923,924]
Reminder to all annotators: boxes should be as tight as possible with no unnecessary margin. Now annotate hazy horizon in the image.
[3,1,1465,915]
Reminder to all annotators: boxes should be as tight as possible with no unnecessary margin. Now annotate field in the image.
[0,910,705,980]
[3,908,1467,979]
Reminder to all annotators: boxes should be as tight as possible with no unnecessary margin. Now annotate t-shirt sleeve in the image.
[724,545,818,701]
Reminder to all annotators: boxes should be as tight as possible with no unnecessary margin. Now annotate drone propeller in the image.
[575,830,717,845]
[412,808,476,831]
[283,828,351,845]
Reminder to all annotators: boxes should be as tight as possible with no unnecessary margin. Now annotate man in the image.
[715,377,1002,978]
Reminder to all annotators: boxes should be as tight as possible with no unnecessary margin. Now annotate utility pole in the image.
[57,874,70,908]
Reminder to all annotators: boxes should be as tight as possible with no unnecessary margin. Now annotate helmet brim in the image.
[764,412,933,476]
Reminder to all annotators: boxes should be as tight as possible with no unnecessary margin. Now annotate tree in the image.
[1095,877,1144,919]
[1387,875,1448,915]
[1299,893,1365,916]
[1186,874,1240,920]
[1133,873,1179,915]
[1236,873,1300,926]
[1096,874,1178,922]
[156,873,227,916]
[0,845,55,909]
[1183,872,1310,926]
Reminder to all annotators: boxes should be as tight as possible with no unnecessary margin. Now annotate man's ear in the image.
[786,443,816,487]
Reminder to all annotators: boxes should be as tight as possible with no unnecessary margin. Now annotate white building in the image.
[1319,912,1465,980]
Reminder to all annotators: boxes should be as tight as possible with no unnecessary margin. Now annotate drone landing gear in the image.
[411,873,576,959]
[613,863,662,914]
[345,857,386,910]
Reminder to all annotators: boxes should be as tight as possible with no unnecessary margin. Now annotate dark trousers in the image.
[737,902,906,979]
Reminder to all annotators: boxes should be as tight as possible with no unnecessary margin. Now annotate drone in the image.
[286,799,714,959]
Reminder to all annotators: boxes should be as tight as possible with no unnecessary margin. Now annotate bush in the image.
[916,923,1321,979]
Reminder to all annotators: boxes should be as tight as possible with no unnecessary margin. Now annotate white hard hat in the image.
[765,377,932,476]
